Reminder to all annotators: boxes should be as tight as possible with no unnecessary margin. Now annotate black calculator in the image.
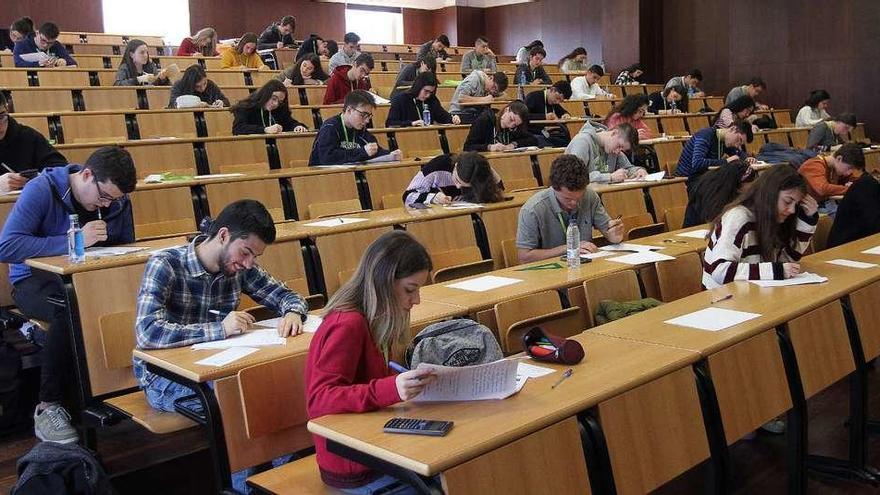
[383,418,454,437]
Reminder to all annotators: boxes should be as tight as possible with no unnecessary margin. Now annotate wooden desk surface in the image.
[593,233,880,355]
[307,333,700,476]
[419,243,694,313]
[590,176,686,194]
[630,223,710,252]
[24,236,188,276]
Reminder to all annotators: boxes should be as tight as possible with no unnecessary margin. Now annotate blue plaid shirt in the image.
[133,235,308,387]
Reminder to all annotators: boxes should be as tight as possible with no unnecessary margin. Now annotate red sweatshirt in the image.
[305,310,401,488]
[323,65,372,105]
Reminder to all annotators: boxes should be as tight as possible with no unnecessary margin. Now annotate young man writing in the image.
[328,32,361,72]
[460,36,496,75]
[799,143,863,206]
[565,122,645,183]
[417,34,450,61]
[0,146,136,443]
[324,53,374,105]
[570,65,613,100]
[257,15,296,50]
[725,77,768,110]
[0,92,67,193]
[514,46,552,85]
[449,70,508,122]
[525,81,573,146]
[675,121,755,189]
[310,90,402,166]
[13,21,77,68]
[806,113,856,151]
[133,199,308,493]
[516,154,625,263]
[665,69,704,97]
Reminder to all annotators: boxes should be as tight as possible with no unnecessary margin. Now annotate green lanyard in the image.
[413,98,423,120]
[341,115,352,144]
[544,89,549,116]
[260,109,275,128]
[557,212,569,236]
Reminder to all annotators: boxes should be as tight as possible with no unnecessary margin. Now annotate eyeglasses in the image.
[37,34,56,47]
[0,112,8,123]
[94,180,123,206]
[352,108,373,120]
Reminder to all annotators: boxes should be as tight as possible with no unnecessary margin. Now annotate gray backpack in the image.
[406,319,503,368]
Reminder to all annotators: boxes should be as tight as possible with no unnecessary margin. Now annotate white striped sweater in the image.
[702,205,817,289]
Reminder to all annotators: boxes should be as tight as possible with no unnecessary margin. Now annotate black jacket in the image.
[524,89,566,133]
[386,92,453,127]
[0,117,67,171]
[647,91,681,113]
[514,64,552,85]
[827,173,880,248]
[257,24,295,50]
[308,114,389,166]
[463,109,537,152]
[167,79,229,108]
[231,106,306,135]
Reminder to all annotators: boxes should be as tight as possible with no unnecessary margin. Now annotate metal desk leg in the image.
[577,409,616,495]
[145,362,232,493]
[693,361,731,495]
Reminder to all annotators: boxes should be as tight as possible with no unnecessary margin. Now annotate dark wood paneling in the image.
[1,0,103,33]
[190,0,346,42]
[600,0,640,76]
[455,6,486,48]
[432,7,459,46]
[403,8,434,45]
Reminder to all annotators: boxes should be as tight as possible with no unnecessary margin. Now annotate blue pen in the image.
[389,361,409,373]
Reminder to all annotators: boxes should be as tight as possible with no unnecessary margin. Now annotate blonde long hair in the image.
[192,27,217,56]
[323,231,432,356]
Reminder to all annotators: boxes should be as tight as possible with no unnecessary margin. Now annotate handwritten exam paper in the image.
[303,217,369,227]
[192,329,285,350]
[254,316,324,333]
[608,251,675,265]
[445,275,522,292]
[413,359,519,402]
[826,259,879,269]
[665,307,761,332]
[581,251,614,260]
[195,347,259,367]
[749,272,828,287]
[676,229,711,239]
[599,243,662,252]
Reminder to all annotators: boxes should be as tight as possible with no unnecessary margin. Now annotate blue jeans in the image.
[142,377,291,494]
[340,475,421,495]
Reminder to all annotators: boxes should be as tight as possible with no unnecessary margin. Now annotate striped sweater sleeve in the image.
[781,209,818,262]
[403,171,455,206]
[702,207,784,289]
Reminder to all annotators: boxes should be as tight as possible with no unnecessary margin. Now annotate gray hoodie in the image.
[564,122,644,183]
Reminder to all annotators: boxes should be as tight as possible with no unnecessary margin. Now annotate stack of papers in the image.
[749,272,827,287]
[665,307,762,332]
[608,251,675,265]
[445,275,522,292]
[413,359,520,402]
[85,246,147,258]
[676,229,710,239]
[195,347,259,366]
[600,243,662,252]
[192,329,286,350]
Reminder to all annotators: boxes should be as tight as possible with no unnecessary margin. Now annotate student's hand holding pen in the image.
[606,215,625,243]
[277,312,304,337]
[363,142,379,156]
[222,311,255,337]
[82,220,108,246]
[395,367,436,401]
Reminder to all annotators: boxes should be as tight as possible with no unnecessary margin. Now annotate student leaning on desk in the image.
[0,146,137,445]
[702,165,818,289]
[306,231,435,493]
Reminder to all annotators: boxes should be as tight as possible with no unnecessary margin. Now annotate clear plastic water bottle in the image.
[67,214,85,263]
[566,215,580,269]
[422,103,431,126]
[519,70,527,87]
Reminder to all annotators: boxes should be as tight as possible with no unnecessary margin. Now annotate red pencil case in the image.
[522,327,585,365]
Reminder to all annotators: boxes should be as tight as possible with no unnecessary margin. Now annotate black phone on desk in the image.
[383,418,453,436]
[18,169,39,179]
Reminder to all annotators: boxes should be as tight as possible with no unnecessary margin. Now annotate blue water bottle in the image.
[67,214,85,263]
[422,103,431,125]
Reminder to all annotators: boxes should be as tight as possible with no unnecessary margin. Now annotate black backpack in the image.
[13,442,116,495]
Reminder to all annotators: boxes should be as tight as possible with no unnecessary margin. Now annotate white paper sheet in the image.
[861,246,880,255]
[371,94,391,104]
[85,246,146,258]
[608,251,675,265]
[625,171,666,182]
[195,347,259,366]
[599,243,662,252]
[665,307,762,332]
[254,315,323,333]
[581,251,614,260]
[193,173,245,179]
[413,359,519,402]
[516,362,556,379]
[192,329,285,350]
[504,146,539,152]
[676,229,710,239]
[749,272,828,287]
[20,52,50,63]
[303,217,369,227]
[443,202,483,209]
[826,259,879,269]
[445,275,522,292]
[365,153,399,164]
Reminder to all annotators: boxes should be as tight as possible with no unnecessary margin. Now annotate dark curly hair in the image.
[549,154,589,191]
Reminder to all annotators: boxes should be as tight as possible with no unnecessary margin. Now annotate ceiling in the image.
[317,0,533,9]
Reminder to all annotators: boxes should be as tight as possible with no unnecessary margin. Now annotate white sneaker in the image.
[34,404,79,444]
[760,418,786,434]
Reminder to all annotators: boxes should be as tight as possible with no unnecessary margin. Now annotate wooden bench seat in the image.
[248,455,343,494]
[104,391,197,434]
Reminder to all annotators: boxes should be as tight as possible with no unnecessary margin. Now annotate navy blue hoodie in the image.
[308,114,389,166]
[0,165,134,284]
